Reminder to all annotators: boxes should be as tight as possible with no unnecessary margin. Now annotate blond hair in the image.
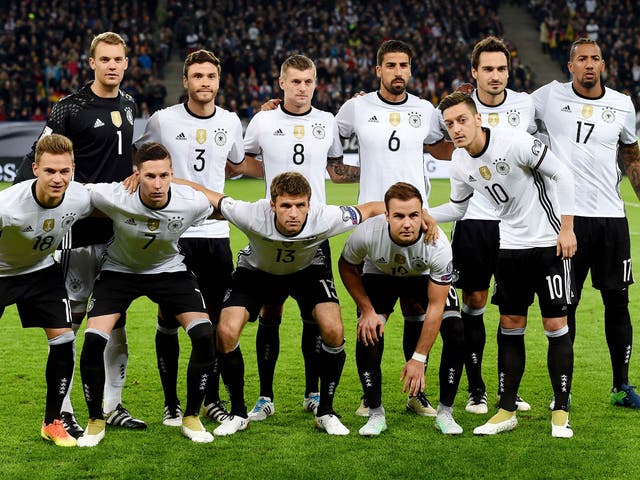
[35,134,74,164]
[90,32,128,58]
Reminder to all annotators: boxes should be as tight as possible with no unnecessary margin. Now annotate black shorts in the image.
[0,264,72,329]
[179,237,233,318]
[223,265,339,322]
[362,274,459,316]
[572,216,633,297]
[491,247,575,318]
[451,219,500,292]
[263,239,333,321]
[89,270,208,319]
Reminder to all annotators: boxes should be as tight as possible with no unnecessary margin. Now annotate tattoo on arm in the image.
[620,142,640,201]
[327,157,360,183]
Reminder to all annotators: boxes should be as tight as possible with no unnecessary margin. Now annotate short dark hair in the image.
[438,91,478,115]
[35,134,74,164]
[183,49,221,77]
[280,54,316,78]
[384,182,423,210]
[471,36,511,70]
[270,171,312,202]
[569,37,602,60]
[377,40,413,66]
[135,142,171,168]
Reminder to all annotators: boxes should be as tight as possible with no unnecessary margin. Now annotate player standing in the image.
[339,182,464,436]
[432,92,577,438]
[15,32,144,437]
[233,54,360,422]
[77,143,217,446]
[455,37,536,414]
[335,39,452,416]
[135,49,244,426]
[532,38,640,408]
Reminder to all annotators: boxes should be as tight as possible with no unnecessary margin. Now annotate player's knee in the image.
[216,319,241,353]
[601,288,629,308]
[319,321,344,347]
[48,330,75,346]
[462,290,488,310]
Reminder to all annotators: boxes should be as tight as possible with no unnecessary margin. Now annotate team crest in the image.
[411,257,427,271]
[495,161,510,175]
[293,125,305,139]
[602,108,615,123]
[214,129,227,146]
[389,112,401,126]
[479,166,492,181]
[507,110,520,127]
[394,254,406,264]
[42,219,55,232]
[487,113,499,127]
[408,112,421,128]
[196,129,207,144]
[147,219,160,231]
[125,107,134,125]
[531,138,543,155]
[581,104,593,119]
[68,277,82,293]
[167,216,184,233]
[312,123,325,139]
[61,213,75,229]
[110,111,122,127]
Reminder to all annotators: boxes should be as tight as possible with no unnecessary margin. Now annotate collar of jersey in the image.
[388,223,423,247]
[184,102,216,119]
[475,89,508,108]
[280,104,312,117]
[376,91,408,105]
[470,128,491,158]
[31,180,64,209]
[571,83,605,100]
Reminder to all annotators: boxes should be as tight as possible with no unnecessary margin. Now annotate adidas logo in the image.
[273,128,285,136]
[561,105,571,113]
[468,175,477,182]
[22,225,34,232]
[125,218,137,225]
[176,132,187,140]
[94,118,104,128]
[368,116,379,123]
[376,257,387,263]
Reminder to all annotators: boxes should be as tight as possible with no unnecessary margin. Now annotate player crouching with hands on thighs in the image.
[339,182,465,436]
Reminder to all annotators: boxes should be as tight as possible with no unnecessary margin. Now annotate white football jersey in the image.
[244,105,343,205]
[336,91,443,203]
[220,197,362,275]
[532,81,637,217]
[0,181,92,276]
[341,215,454,283]
[88,182,212,274]
[435,128,574,249]
[134,103,244,237]
[464,89,537,220]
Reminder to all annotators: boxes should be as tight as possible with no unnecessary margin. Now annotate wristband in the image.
[411,352,427,363]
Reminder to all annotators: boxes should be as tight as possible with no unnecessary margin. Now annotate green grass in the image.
[1,178,639,479]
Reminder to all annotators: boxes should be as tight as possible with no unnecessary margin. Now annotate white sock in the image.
[103,326,128,412]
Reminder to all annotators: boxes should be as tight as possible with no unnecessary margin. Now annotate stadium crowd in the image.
[529,0,640,110]
[0,0,167,121]
[1,0,529,122]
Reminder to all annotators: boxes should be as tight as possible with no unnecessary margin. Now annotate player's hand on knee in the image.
[357,312,384,346]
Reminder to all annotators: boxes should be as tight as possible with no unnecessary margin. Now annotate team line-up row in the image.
[3,32,639,447]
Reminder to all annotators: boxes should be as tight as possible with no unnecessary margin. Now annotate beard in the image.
[384,79,406,95]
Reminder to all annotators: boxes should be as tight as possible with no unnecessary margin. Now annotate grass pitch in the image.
[0,178,639,479]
